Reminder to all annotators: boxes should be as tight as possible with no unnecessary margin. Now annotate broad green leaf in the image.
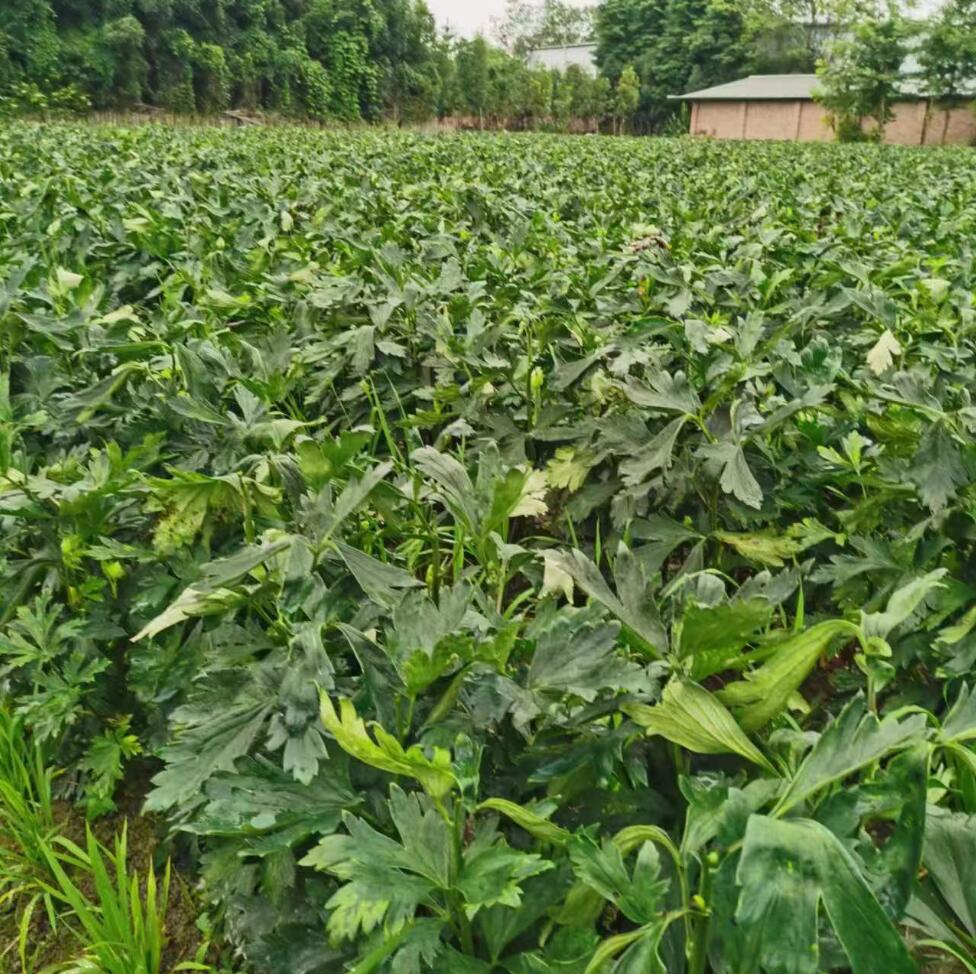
[719,445,763,510]
[860,568,947,638]
[775,696,927,814]
[325,461,392,540]
[586,922,667,974]
[546,545,667,655]
[923,806,976,937]
[146,696,272,812]
[412,446,479,529]
[301,795,445,942]
[736,814,915,974]
[132,538,293,640]
[621,371,700,414]
[619,416,686,485]
[458,833,553,916]
[716,619,857,732]
[624,679,774,772]
[910,423,966,513]
[677,598,773,681]
[335,542,422,606]
[939,682,976,744]
[569,836,668,926]
[182,755,359,852]
[527,617,645,701]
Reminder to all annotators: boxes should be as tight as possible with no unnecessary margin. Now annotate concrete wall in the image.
[690,98,976,145]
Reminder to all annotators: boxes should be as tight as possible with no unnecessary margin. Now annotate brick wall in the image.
[690,99,975,145]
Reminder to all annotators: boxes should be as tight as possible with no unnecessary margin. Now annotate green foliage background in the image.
[0,0,446,121]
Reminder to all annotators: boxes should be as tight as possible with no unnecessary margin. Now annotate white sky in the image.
[425,0,594,39]
[424,0,943,40]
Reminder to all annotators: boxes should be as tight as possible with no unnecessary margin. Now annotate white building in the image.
[526,43,598,75]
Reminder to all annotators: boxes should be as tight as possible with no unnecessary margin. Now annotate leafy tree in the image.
[816,12,911,140]
[373,0,441,122]
[592,73,612,126]
[456,35,491,126]
[0,0,444,120]
[743,0,864,69]
[596,0,752,131]
[918,0,976,143]
[524,64,554,127]
[0,0,61,87]
[492,0,596,56]
[614,62,640,132]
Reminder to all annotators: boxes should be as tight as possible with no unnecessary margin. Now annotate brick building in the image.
[673,74,976,145]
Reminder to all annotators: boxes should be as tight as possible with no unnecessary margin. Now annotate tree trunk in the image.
[920,99,931,145]
[941,107,951,145]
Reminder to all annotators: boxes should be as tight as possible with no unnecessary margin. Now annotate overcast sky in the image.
[425,0,594,39]
[425,0,943,39]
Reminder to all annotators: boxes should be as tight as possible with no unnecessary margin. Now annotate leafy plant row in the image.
[0,124,975,972]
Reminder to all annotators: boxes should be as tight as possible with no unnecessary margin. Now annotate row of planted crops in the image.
[0,124,975,973]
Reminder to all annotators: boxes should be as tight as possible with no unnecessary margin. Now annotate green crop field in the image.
[1,123,975,973]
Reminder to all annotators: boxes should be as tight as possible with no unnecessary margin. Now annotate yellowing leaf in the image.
[540,550,574,601]
[510,468,548,517]
[56,267,83,289]
[866,329,902,376]
[713,531,802,567]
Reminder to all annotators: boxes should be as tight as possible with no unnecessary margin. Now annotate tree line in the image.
[816,0,976,141]
[1,0,974,133]
[0,0,641,129]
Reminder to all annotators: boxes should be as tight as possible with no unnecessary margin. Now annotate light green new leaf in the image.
[320,694,456,800]
[736,815,916,974]
[477,798,570,845]
[775,696,927,815]
[716,619,857,732]
[624,679,774,772]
